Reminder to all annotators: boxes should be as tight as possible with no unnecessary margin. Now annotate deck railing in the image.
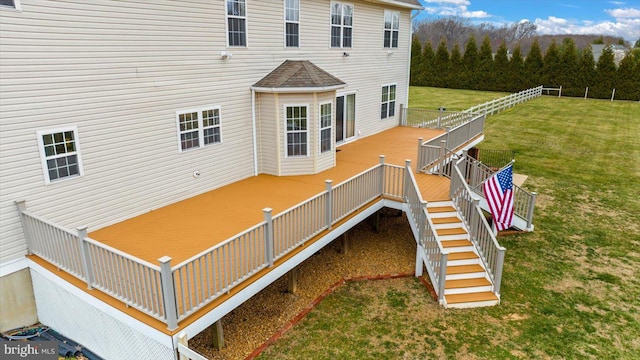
[449,158,506,296]
[403,163,447,302]
[400,108,476,129]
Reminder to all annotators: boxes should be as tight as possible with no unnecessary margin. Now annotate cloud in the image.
[420,0,491,19]
[606,7,640,18]
[533,12,640,41]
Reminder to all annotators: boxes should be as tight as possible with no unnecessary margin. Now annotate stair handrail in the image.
[450,156,506,296]
[404,164,448,302]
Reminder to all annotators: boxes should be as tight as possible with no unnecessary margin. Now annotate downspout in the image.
[251,88,258,176]
[405,9,420,108]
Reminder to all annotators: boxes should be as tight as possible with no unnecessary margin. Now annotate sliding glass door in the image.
[335,93,355,143]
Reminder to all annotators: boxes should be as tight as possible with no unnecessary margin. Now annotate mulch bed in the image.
[191,210,420,360]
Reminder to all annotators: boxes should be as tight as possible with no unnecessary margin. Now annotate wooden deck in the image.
[34,125,453,334]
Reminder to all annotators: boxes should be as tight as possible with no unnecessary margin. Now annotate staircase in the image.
[426,200,500,308]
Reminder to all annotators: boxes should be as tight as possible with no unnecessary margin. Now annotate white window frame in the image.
[284,104,309,158]
[226,0,247,47]
[36,126,84,185]
[330,2,353,48]
[0,0,21,11]
[284,0,300,48]
[176,106,222,152]
[381,84,397,120]
[383,10,399,49]
[319,102,332,154]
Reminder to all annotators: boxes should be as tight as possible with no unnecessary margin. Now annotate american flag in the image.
[483,163,514,231]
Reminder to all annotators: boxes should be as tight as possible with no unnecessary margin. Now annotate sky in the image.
[416,0,640,42]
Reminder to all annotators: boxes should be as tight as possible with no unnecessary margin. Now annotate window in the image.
[330,2,353,48]
[0,0,21,10]
[177,107,222,152]
[285,0,299,47]
[381,84,396,119]
[37,127,83,184]
[384,10,399,48]
[319,103,332,153]
[285,106,308,157]
[226,0,247,47]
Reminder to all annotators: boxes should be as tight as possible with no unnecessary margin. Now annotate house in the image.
[592,44,629,65]
[0,0,425,357]
[1,1,539,359]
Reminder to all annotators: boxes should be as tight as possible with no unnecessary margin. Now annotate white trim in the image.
[283,104,310,158]
[225,0,248,48]
[319,101,333,154]
[383,10,400,49]
[0,0,21,11]
[335,91,357,143]
[36,126,84,185]
[365,0,423,10]
[329,2,354,49]
[0,257,28,277]
[283,0,300,48]
[251,89,258,176]
[251,84,346,93]
[175,105,222,153]
[28,259,174,349]
[178,199,391,342]
[380,83,397,120]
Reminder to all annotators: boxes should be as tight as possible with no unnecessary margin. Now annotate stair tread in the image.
[445,291,499,304]
[441,240,473,248]
[436,227,468,236]
[427,206,456,213]
[446,278,491,289]
[431,217,462,224]
[448,251,478,260]
[446,264,484,274]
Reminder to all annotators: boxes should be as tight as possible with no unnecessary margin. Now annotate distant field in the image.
[258,88,640,359]
[408,86,509,111]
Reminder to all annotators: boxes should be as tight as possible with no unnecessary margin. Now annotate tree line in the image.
[410,36,640,101]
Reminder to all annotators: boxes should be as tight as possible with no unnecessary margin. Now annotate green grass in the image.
[258,88,640,359]
[408,86,510,111]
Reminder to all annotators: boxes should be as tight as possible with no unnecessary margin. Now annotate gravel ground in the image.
[191,209,418,360]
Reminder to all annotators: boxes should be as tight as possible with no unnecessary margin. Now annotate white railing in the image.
[463,86,543,116]
[273,192,328,260]
[331,166,383,223]
[449,158,506,296]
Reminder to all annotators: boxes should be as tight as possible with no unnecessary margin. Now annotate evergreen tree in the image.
[421,41,435,86]
[449,43,464,89]
[410,37,423,86]
[616,54,639,100]
[577,45,596,98]
[558,38,580,96]
[493,42,510,92]
[592,45,617,99]
[462,35,479,89]
[543,40,561,88]
[433,39,450,88]
[477,36,494,90]
[524,39,544,88]
[507,45,525,92]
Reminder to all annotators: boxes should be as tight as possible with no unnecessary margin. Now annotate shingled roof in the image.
[252,60,346,92]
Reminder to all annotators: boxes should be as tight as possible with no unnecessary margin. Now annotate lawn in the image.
[257,89,640,359]
[408,86,510,111]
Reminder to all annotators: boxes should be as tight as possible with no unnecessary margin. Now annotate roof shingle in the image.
[252,60,346,91]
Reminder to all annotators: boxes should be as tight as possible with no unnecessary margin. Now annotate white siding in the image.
[256,93,279,175]
[0,0,414,264]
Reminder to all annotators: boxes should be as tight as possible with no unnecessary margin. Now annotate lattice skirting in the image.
[30,268,175,360]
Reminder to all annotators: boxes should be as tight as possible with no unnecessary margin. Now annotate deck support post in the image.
[287,268,298,293]
[379,155,386,194]
[210,319,224,350]
[263,208,274,267]
[415,245,424,277]
[526,192,538,231]
[373,211,381,233]
[325,180,333,229]
[77,226,94,290]
[340,232,349,255]
[158,256,178,331]
[177,332,189,360]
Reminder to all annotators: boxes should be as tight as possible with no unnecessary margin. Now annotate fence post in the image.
[379,155,386,194]
[15,200,32,255]
[325,180,333,229]
[437,107,443,128]
[76,226,94,290]
[584,87,589,99]
[611,88,616,102]
[438,140,446,177]
[494,249,505,296]
[416,138,423,173]
[438,253,448,303]
[158,256,178,331]
[526,192,537,231]
[559,86,562,98]
[263,208,274,266]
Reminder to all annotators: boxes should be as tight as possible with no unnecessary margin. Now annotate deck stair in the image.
[426,201,499,308]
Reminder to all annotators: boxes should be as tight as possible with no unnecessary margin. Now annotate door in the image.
[335,93,356,143]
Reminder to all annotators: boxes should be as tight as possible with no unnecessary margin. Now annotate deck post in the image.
[438,253,448,303]
[210,319,225,350]
[494,250,505,296]
[15,200,32,255]
[340,232,349,254]
[403,160,411,200]
[263,208,274,267]
[287,268,298,293]
[379,155,386,194]
[471,198,481,241]
[76,226,94,289]
[325,180,333,229]
[158,256,178,331]
[178,332,189,360]
[416,138,423,173]
[526,192,538,231]
[415,245,423,277]
[438,140,446,177]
